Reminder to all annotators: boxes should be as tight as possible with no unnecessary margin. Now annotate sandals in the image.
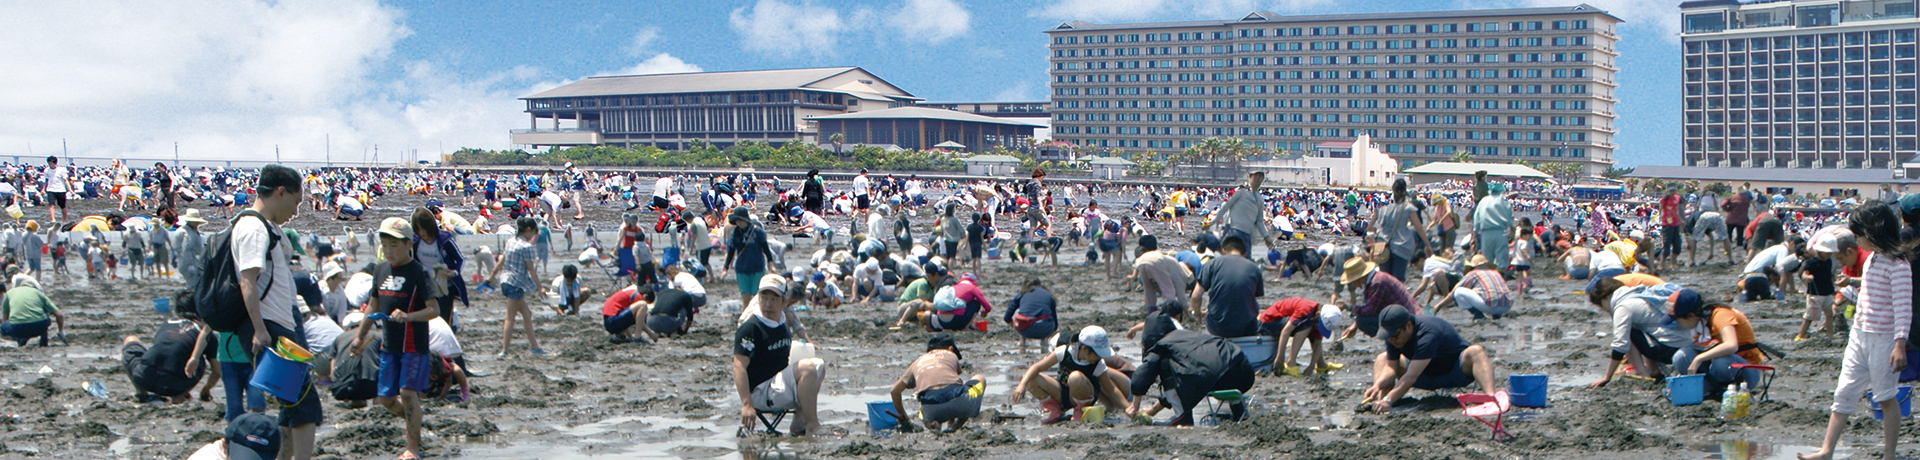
[398,451,421,460]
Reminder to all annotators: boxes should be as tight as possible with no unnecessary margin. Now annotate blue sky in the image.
[0,0,1683,166]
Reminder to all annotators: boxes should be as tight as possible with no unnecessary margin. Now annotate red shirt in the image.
[602,286,638,317]
[1659,194,1682,227]
[1843,249,1869,278]
[1259,297,1320,324]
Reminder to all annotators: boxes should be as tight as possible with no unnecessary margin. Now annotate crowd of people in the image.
[9,155,1920,460]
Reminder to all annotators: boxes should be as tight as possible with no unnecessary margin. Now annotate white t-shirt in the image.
[653,177,673,199]
[670,271,705,296]
[186,441,226,460]
[1590,248,1626,272]
[303,314,343,355]
[345,271,376,308]
[541,190,563,209]
[428,317,462,357]
[852,175,871,196]
[335,195,363,212]
[43,166,69,193]
[1744,244,1791,274]
[232,215,298,329]
[852,258,884,289]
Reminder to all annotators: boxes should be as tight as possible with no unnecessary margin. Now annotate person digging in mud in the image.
[1587,279,1693,388]
[1362,305,1498,413]
[732,274,830,436]
[1801,200,1909,460]
[1013,325,1133,424]
[644,283,699,339]
[888,333,985,434]
[891,261,951,330]
[1258,297,1332,376]
[0,272,64,347]
[1338,256,1420,340]
[1430,254,1514,320]
[345,217,441,460]
[1131,234,1192,315]
[1126,328,1256,426]
[185,412,280,460]
[1191,230,1262,340]
[1664,289,1769,395]
[122,308,211,405]
[600,283,655,344]
[1003,279,1060,351]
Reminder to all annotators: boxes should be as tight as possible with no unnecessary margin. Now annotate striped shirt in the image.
[1855,252,1914,341]
[1457,268,1512,311]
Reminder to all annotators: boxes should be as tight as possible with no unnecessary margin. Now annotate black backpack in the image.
[189,210,280,333]
[330,333,381,401]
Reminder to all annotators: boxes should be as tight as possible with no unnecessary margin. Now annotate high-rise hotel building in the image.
[1681,0,1920,170]
[1044,6,1623,174]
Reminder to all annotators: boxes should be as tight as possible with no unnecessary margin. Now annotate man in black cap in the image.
[186,412,280,460]
[887,333,984,433]
[1190,229,1263,339]
[1362,304,1498,413]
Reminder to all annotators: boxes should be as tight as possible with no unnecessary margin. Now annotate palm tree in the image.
[1221,137,1251,179]
[1452,150,1473,163]
[828,132,845,156]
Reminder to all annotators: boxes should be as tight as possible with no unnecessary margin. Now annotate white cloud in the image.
[624,28,660,57]
[0,0,696,161]
[728,0,845,57]
[993,82,1036,101]
[1032,0,1165,23]
[604,54,705,77]
[893,0,972,43]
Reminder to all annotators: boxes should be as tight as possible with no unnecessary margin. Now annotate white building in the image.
[1247,134,1401,186]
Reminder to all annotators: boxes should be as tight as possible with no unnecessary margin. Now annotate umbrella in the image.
[933,141,966,149]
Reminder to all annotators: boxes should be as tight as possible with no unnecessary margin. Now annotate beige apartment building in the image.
[1045,5,1623,174]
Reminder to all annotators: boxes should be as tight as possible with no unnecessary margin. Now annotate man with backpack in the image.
[200,164,320,460]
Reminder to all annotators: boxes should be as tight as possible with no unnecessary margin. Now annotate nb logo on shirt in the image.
[380,275,406,292]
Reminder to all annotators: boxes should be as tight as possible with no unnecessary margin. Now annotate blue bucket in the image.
[152,297,169,315]
[1227,336,1278,373]
[1509,374,1549,408]
[1667,374,1705,406]
[248,347,311,403]
[867,401,899,431]
[1870,385,1913,420]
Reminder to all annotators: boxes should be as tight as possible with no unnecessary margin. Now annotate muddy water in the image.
[8,187,1920,459]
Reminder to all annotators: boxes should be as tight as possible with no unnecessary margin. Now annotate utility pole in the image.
[276,145,281,164]
[326,134,331,168]
[174,142,179,170]
[62,139,68,166]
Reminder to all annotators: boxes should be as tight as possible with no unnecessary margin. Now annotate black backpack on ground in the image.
[189,210,279,333]
[331,333,381,401]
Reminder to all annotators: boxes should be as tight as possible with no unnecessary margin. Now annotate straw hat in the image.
[1468,254,1492,269]
[1339,256,1376,286]
[180,209,207,226]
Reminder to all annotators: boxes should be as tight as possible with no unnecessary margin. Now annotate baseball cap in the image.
[1901,193,1920,216]
[424,199,444,211]
[927,333,961,360]
[1661,288,1704,329]
[376,217,412,240]
[1376,304,1414,340]
[1077,326,1114,359]
[757,274,788,296]
[960,272,978,284]
[225,412,281,460]
[1190,233,1220,252]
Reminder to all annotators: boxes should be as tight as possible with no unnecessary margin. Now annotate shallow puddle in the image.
[1691,440,1833,460]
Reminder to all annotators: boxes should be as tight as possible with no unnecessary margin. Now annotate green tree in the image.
[1452,150,1473,163]
[1602,165,1635,179]
[828,132,845,156]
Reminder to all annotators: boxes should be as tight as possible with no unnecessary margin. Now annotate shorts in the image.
[1628,329,1683,365]
[968,241,983,260]
[918,381,984,423]
[647,315,684,335]
[736,271,764,295]
[1409,361,1476,390]
[942,241,958,258]
[1693,213,1726,241]
[1661,225,1682,254]
[1741,274,1775,301]
[47,192,65,209]
[341,207,364,217]
[377,352,432,398]
[604,308,636,334]
[1567,266,1590,280]
[1174,207,1188,217]
[751,368,800,412]
[856,195,870,210]
[1046,237,1063,253]
[652,196,670,209]
[502,284,527,301]
[1097,239,1120,253]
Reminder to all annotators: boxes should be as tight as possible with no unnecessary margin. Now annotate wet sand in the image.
[1,188,1904,460]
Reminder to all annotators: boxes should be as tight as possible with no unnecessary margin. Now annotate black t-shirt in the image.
[141,320,204,386]
[1386,316,1471,378]
[373,260,434,355]
[967,222,986,244]
[1197,255,1263,338]
[733,314,793,388]
[649,288,696,320]
[1804,256,1836,296]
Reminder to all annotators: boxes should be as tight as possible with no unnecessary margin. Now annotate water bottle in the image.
[1733,383,1751,419]
[1721,383,1749,419]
